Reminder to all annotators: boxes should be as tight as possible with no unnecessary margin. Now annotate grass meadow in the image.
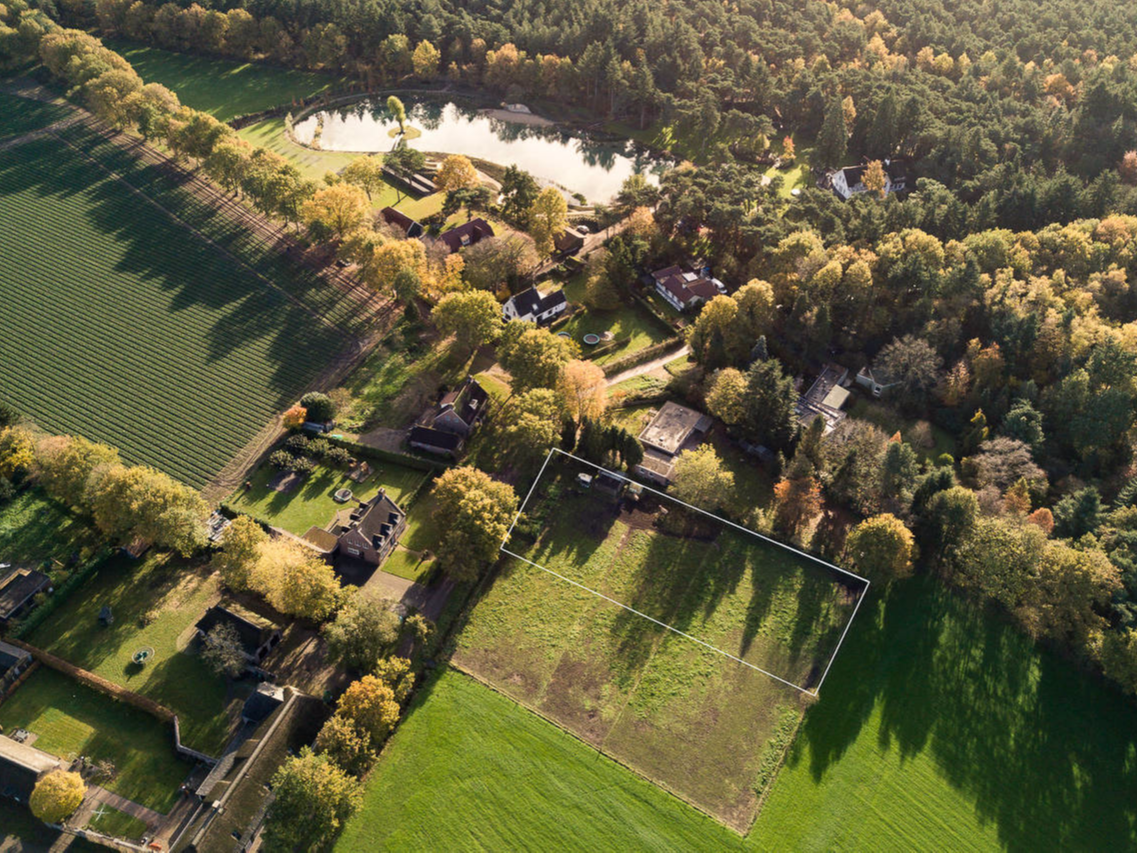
[452,461,859,828]
[0,489,101,565]
[335,667,745,852]
[0,668,188,813]
[26,553,244,755]
[0,133,345,487]
[346,575,1137,851]
[106,40,337,121]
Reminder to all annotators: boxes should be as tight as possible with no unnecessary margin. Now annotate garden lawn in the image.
[227,458,428,537]
[454,458,858,829]
[26,553,240,755]
[340,329,479,430]
[559,272,677,365]
[0,134,345,487]
[106,40,337,121]
[88,806,149,840]
[0,668,188,813]
[0,489,100,566]
[0,91,71,137]
[237,118,444,221]
[334,667,745,852]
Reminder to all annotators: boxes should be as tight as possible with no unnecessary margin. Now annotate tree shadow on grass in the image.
[789,575,1137,850]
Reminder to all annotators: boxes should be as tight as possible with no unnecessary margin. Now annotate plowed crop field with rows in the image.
[0,135,346,487]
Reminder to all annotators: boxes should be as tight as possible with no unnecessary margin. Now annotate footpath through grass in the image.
[0,668,188,813]
[27,553,240,755]
[0,134,344,487]
[106,40,336,121]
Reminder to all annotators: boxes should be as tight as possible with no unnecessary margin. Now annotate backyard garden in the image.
[0,668,189,814]
[25,552,244,756]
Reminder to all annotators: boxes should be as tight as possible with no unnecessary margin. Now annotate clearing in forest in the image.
[453,451,866,830]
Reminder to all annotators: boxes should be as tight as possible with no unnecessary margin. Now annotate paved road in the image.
[606,343,691,387]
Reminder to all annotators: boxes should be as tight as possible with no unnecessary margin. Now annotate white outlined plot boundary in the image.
[500,447,870,697]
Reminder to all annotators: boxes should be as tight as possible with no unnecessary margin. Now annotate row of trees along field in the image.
[14,0,1137,238]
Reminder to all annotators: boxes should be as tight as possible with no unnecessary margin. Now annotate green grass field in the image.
[237,117,448,221]
[0,135,345,487]
[345,576,1137,850]
[335,667,746,851]
[0,489,100,566]
[26,553,242,755]
[453,460,857,828]
[106,40,336,122]
[0,91,71,137]
[228,456,428,536]
[0,668,188,813]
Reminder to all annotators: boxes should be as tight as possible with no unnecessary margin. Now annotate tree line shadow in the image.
[788,575,1137,850]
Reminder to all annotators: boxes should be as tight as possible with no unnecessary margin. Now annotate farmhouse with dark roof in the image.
[650,265,727,312]
[408,376,489,457]
[439,218,494,253]
[502,286,568,324]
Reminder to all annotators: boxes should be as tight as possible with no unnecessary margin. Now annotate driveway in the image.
[606,343,690,387]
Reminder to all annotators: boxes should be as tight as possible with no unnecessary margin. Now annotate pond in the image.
[291,98,672,202]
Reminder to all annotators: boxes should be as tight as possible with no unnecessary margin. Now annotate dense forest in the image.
[12,0,1137,242]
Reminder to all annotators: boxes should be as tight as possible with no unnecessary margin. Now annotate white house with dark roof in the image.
[827,159,909,200]
[650,265,726,312]
[502,286,568,325]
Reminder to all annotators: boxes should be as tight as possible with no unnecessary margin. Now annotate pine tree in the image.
[815,97,849,169]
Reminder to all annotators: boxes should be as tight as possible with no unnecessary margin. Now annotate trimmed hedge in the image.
[325,435,452,473]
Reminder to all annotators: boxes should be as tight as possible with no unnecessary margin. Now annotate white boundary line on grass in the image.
[500,447,871,697]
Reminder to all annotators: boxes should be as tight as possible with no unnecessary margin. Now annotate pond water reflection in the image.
[292,99,671,201]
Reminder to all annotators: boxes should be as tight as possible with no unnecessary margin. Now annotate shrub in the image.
[291,457,316,477]
[0,477,14,504]
[30,771,85,824]
[300,392,337,422]
[308,438,331,459]
[325,447,354,468]
[270,450,297,470]
[284,435,310,454]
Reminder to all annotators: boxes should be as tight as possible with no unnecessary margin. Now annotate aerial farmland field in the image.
[452,453,864,829]
[0,132,347,487]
